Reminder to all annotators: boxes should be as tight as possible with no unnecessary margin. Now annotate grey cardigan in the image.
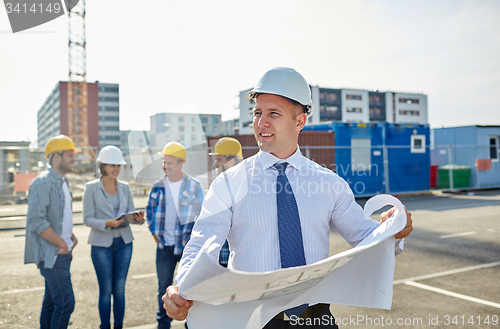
[83,178,135,247]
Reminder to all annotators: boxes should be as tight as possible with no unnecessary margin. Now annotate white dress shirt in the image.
[176,147,402,284]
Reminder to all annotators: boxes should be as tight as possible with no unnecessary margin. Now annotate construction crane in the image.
[67,0,93,162]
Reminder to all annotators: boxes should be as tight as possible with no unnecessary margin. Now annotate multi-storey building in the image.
[0,141,30,191]
[37,81,121,150]
[149,113,221,150]
[236,87,428,134]
[217,118,239,136]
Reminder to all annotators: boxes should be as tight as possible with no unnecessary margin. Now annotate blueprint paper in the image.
[178,194,406,329]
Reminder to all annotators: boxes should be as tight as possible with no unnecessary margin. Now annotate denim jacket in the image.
[24,168,72,269]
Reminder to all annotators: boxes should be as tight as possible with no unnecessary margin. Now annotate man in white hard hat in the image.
[209,137,243,267]
[146,142,204,329]
[163,68,413,328]
[25,135,80,329]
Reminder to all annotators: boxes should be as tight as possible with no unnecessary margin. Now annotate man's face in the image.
[213,155,234,176]
[253,94,306,159]
[163,155,183,178]
[56,150,76,174]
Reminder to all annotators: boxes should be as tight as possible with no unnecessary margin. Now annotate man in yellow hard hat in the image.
[146,141,204,329]
[24,134,80,328]
[208,137,243,267]
[164,67,413,328]
[209,137,243,177]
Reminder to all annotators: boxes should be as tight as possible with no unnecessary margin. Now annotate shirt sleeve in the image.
[82,183,107,231]
[329,176,406,255]
[175,178,232,285]
[26,181,51,235]
[329,177,379,247]
[146,185,158,234]
[194,181,205,218]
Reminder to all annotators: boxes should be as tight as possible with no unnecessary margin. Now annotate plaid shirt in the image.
[219,240,230,266]
[146,174,204,255]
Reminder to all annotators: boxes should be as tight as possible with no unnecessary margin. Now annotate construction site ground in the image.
[0,191,499,328]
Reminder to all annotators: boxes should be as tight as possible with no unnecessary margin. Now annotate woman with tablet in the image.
[83,145,144,329]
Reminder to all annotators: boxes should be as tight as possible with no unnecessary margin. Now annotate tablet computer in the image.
[121,211,144,225]
[106,210,144,228]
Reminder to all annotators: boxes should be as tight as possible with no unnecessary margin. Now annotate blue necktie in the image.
[274,162,308,318]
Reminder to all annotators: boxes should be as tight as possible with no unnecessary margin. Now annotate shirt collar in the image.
[164,173,187,184]
[48,167,65,183]
[258,146,302,171]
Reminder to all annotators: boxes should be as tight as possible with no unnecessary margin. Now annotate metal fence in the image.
[1,144,499,205]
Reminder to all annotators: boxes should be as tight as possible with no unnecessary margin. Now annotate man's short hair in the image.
[282,96,308,118]
[48,151,65,167]
[225,155,241,165]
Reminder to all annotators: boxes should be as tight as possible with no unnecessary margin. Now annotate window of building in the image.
[99,97,119,102]
[100,116,119,121]
[100,106,119,112]
[490,136,499,161]
[369,95,381,105]
[242,121,252,128]
[179,126,184,132]
[346,94,362,100]
[191,117,195,123]
[100,126,120,131]
[398,98,419,104]
[319,106,341,121]
[201,117,208,124]
[351,139,371,172]
[399,110,420,116]
[319,89,341,106]
[179,117,184,123]
[100,135,121,141]
[368,92,386,111]
[99,86,119,93]
[346,107,362,113]
[411,135,426,153]
[369,107,386,121]
[191,126,195,132]
[6,150,19,163]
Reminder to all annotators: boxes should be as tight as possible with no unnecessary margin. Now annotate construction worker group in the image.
[24,67,413,329]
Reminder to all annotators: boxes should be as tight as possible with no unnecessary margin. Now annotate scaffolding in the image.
[67,0,93,161]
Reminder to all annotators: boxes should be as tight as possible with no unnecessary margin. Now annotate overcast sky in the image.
[1,0,499,144]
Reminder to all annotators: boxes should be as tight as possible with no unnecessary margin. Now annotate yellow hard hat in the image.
[209,137,242,158]
[160,142,186,162]
[45,135,80,159]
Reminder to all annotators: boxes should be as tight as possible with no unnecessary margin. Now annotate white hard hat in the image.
[246,67,314,117]
[97,145,126,165]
